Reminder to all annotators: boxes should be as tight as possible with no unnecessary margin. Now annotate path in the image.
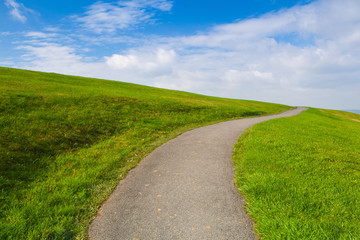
[88,107,307,240]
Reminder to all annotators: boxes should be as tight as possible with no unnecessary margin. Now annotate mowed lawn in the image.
[0,67,291,239]
[233,108,360,239]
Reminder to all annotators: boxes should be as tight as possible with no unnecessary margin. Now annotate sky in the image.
[1,0,360,110]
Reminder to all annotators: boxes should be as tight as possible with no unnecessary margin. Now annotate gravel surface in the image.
[88,107,307,240]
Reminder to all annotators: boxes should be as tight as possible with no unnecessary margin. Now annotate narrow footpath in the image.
[88,107,307,240]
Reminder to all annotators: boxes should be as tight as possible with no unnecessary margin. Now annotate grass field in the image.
[0,67,291,239]
[233,108,360,239]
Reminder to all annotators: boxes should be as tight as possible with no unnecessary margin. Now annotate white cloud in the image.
[75,0,173,33]
[105,48,176,76]
[17,43,82,68]
[25,31,57,39]
[106,54,138,69]
[14,42,175,87]
[15,43,106,79]
[4,0,33,23]
[223,70,274,85]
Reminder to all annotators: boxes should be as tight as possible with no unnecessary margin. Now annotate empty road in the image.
[88,107,307,240]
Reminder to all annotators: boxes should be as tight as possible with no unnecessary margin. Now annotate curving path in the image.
[88,107,307,240]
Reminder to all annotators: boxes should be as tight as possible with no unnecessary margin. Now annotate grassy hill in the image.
[233,108,360,239]
[0,67,291,239]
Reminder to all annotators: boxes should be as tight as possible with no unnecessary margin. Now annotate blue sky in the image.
[1,0,360,110]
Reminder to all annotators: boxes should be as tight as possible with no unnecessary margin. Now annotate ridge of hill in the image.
[345,109,360,114]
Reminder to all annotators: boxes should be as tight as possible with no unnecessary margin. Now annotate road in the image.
[88,107,307,240]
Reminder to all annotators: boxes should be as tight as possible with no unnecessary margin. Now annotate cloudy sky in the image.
[1,0,360,110]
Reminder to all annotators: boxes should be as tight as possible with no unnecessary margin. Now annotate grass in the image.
[0,66,291,239]
[233,108,360,239]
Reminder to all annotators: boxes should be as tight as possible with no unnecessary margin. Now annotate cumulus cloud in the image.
[167,0,360,103]
[75,0,173,33]
[4,0,34,23]
[106,48,176,74]
[15,42,175,86]
[15,43,108,80]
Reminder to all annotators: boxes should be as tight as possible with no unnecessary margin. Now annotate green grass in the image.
[233,108,360,239]
[0,66,291,239]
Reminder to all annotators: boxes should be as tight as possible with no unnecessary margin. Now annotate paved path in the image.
[88,108,307,240]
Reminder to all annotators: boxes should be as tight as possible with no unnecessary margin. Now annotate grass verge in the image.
[233,108,360,239]
[0,67,291,239]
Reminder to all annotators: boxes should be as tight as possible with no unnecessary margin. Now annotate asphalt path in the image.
[88,107,307,240]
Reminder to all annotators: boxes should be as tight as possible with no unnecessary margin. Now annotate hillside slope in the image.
[0,67,291,239]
